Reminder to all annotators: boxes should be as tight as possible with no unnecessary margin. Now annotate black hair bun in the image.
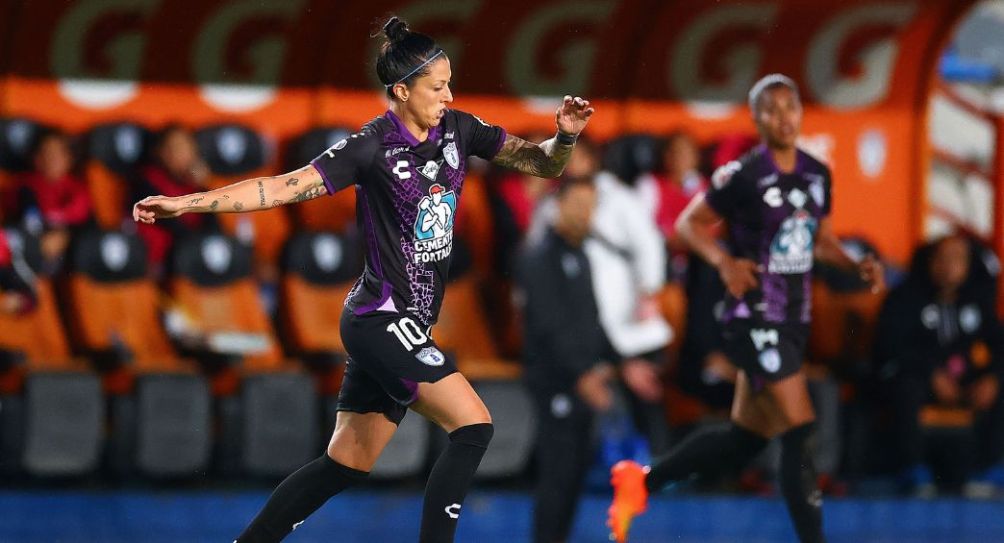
[383,17,409,43]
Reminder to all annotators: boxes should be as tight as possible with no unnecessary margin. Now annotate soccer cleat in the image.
[608,460,649,543]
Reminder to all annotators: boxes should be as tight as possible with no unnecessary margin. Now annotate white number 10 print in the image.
[387,317,428,351]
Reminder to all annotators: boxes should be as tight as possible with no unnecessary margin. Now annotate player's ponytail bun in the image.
[382,17,409,44]
[376,16,445,99]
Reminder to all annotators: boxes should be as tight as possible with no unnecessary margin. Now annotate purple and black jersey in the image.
[311,109,506,327]
[705,145,832,325]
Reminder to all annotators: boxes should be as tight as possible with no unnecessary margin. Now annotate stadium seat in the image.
[279,230,363,425]
[472,380,536,479]
[0,228,103,477]
[65,228,211,477]
[435,258,521,380]
[286,127,357,232]
[170,232,317,477]
[279,230,362,358]
[0,118,48,194]
[369,412,430,480]
[195,124,290,274]
[85,122,152,229]
[659,281,688,354]
[453,174,495,279]
[808,281,885,375]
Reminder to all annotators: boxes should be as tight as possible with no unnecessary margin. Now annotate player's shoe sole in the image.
[608,460,649,543]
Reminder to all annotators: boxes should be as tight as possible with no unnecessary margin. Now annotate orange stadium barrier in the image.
[0,0,985,265]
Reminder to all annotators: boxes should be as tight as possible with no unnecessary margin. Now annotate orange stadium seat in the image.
[170,232,317,477]
[0,229,103,478]
[287,127,358,232]
[279,231,364,400]
[84,123,152,230]
[195,124,290,277]
[809,281,885,372]
[64,228,211,477]
[659,281,688,354]
[454,173,495,280]
[435,244,521,381]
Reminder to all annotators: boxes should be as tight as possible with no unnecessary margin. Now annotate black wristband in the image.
[555,131,578,146]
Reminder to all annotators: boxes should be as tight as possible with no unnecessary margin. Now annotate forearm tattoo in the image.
[491,134,574,178]
[257,180,266,208]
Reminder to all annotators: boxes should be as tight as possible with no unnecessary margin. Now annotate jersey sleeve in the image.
[704,159,753,218]
[309,130,377,195]
[454,110,507,161]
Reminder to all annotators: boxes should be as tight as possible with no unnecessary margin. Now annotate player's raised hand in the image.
[556,95,595,136]
[133,195,185,224]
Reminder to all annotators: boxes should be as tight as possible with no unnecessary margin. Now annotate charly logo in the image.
[444,141,460,169]
[769,209,817,274]
[413,184,456,263]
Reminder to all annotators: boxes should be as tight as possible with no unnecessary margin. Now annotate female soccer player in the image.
[607,74,883,543]
[133,17,593,543]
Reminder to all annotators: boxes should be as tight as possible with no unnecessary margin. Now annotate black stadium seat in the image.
[85,122,153,229]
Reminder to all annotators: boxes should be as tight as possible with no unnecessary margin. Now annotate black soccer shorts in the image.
[721,319,808,388]
[336,308,458,425]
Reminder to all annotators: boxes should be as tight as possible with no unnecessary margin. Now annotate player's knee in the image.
[448,422,494,450]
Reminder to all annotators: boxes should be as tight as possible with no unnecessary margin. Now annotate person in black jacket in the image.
[875,234,1004,494]
[518,177,613,543]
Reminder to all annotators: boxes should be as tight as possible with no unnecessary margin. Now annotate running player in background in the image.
[607,74,884,543]
[133,16,593,543]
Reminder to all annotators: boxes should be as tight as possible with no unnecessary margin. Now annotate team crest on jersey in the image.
[413,184,456,263]
[444,142,460,169]
[416,347,446,367]
[769,209,818,274]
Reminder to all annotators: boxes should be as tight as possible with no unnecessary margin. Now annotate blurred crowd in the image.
[0,119,1002,505]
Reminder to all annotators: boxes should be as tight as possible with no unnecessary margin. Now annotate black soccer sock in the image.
[780,423,825,543]
[235,454,369,543]
[645,422,768,493]
[419,423,494,543]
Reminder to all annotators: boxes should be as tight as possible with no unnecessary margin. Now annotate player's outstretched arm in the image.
[492,95,594,178]
[132,164,327,224]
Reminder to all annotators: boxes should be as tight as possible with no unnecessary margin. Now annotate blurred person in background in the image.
[609,74,884,543]
[132,124,216,276]
[0,229,38,367]
[1,129,92,273]
[875,234,1004,496]
[517,177,613,543]
[636,131,708,251]
[530,136,672,457]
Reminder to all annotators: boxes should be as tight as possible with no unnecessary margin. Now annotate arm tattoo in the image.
[188,196,204,205]
[271,199,284,208]
[210,200,219,211]
[233,201,244,211]
[257,180,266,208]
[292,186,325,203]
[491,134,574,178]
[286,177,299,187]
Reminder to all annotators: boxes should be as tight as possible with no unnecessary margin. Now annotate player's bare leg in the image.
[410,373,494,543]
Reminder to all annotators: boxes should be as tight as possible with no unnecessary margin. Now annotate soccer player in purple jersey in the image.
[607,75,884,543]
[133,17,593,543]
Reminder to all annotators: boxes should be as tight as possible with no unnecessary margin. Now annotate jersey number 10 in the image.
[387,317,428,351]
